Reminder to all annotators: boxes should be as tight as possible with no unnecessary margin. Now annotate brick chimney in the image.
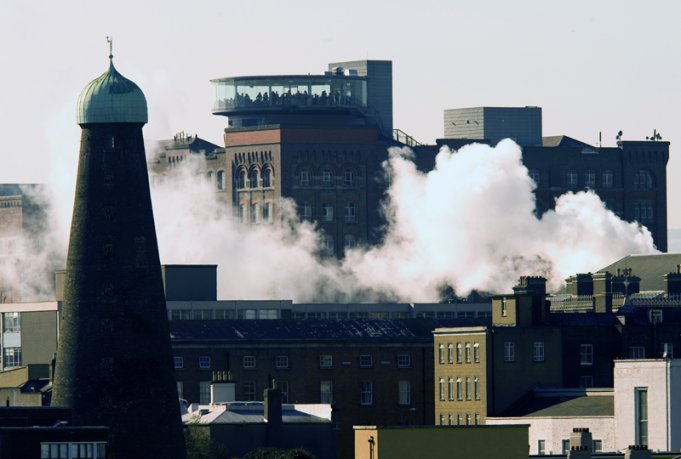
[210,371,235,404]
[567,428,592,459]
[624,445,652,459]
[264,379,283,447]
[565,273,593,296]
[593,272,612,313]
[512,276,548,324]
[664,264,681,295]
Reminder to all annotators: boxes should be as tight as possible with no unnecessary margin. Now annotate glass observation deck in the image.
[211,75,368,115]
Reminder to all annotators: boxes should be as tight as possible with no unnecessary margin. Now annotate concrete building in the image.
[51,53,185,458]
[614,359,681,452]
[416,107,670,251]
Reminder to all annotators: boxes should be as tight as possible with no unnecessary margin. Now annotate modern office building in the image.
[416,107,670,251]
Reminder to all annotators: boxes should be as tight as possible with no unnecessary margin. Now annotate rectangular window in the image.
[279,380,289,403]
[243,381,256,401]
[320,381,333,403]
[465,343,471,363]
[538,440,545,455]
[562,439,570,454]
[533,342,545,362]
[635,387,648,446]
[344,169,353,186]
[475,414,481,425]
[359,354,373,368]
[504,342,515,362]
[580,344,593,365]
[664,342,674,358]
[321,203,334,222]
[198,356,211,369]
[593,440,602,452]
[649,309,663,324]
[300,169,309,186]
[344,202,356,222]
[199,381,211,404]
[2,312,20,332]
[456,343,462,364]
[439,378,445,401]
[474,377,480,400]
[448,414,454,425]
[447,344,453,364]
[275,355,289,369]
[456,378,462,400]
[466,414,471,425]
[448,378,454,400]
[439,414,445,425]
[457,414,463,425]
[629,346,645,359]
[501,297,508,316]
[473,343,480,363]
[243,355,256,369]
[465,377,471,400]
[319,355,333,368]
[398,380,411,405]
[438,344,445,364]
[173,356,184,369]
[397,354,411,368]
[360,381,373,405]
[322,170,331,185]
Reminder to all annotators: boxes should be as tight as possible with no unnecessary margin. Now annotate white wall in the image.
[614,359,681,452]
[486,416,615,455]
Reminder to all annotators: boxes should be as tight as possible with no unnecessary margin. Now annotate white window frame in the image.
[275,355,289,369]
[533,342,545,362]
[319,354,333,368]
[580,344,593,366]
[198,356,211,369]
[360,381,373,405]
[243,355,256,369]
[174,356,184,369]
[359,354,373,368]
[398,380,411,406]
[504,342,515,362]
[397,354,411,368]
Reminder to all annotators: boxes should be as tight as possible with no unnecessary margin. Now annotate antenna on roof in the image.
[106,36,113,61]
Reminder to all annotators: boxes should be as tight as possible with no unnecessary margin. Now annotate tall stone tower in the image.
[52,48,186,459]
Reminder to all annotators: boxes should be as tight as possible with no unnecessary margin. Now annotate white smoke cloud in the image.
[150,139,657,302]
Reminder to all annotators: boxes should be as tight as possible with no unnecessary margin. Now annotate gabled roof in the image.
[542,135,594,149]
[169,318,487,343]
[599,253,681,291]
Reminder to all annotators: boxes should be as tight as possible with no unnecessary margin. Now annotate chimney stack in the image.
[264,380,283,447]
[624,445,652,459]
[593,272,613,313]
[567,428,592,459]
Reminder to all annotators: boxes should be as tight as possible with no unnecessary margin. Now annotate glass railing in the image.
[212,75,368,112]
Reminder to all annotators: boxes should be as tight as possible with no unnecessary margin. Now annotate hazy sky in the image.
[1,0,680,227]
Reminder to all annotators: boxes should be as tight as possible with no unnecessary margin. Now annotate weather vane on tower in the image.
[106,36,113,60]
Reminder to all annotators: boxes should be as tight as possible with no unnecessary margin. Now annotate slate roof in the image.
[546,312,621,327]
[599,253,681,291]
[169,318,487,343]
[500,392,614,418]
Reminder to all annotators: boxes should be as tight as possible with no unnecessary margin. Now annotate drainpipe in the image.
[666,357,671,451]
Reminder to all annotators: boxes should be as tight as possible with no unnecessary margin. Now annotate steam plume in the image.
[150,139,657,302]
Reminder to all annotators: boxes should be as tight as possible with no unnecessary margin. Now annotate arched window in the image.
[263,167,273,188]
[635,169,654,190]
[216,170,225,191]
[250,203,259,223]
[237,169,247,189]
[207,170,214,185]
[343,168,354,187]
[249,168,259,188]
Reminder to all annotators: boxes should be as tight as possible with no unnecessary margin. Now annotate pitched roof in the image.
[500,391,613,418]
[542,136,594,149]
[169,318,487,343]
[599,253,681,291]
